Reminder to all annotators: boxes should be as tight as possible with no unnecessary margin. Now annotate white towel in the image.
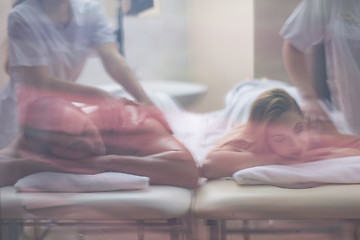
[15,172,149,192]
[233,156,360,188]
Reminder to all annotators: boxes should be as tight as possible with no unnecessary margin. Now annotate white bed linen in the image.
[137,79,350,164]
[15,172,149,192]
[233,156,360,188]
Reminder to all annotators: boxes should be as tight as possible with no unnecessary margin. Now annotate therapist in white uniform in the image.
[0,0,165,149]
[281,0,360,135]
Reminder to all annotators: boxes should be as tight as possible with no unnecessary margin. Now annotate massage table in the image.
[0,185,193,240]
[0,86,199,240]
[189,79,360,239]
[193,179,360,240]
[2,79,357,240]
[3,180,360,240]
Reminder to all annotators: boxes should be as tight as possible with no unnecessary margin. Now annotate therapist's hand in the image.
[301,98,328,121]
[300,98,337,133]
[97,96,128,131]
[139,104,173,134]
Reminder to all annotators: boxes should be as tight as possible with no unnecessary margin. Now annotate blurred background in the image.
[0,0,302,112]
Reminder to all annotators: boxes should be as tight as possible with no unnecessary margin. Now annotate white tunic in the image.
[0,0,115,149]
[280,0,360,135]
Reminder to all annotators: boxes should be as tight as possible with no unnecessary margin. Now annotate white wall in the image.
[123,0,189,82]
[120,0,254,111]
[254,0,301,82]
[187,0,254,111]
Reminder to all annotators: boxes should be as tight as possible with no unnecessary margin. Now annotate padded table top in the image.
[0,186,193,220]
[193,179,360,220]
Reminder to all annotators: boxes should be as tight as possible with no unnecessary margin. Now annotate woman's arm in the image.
[0,144,27,187]
[89,150,199,189]
[95,117,199,189]
[0,138,102,187]
[202,146,284,179]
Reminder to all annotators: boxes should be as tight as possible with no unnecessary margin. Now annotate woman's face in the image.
[265,110,309,159]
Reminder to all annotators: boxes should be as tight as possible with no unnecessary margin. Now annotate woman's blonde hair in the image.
[218,88,302,152]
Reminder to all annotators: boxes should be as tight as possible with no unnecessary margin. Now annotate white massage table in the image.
[0,90,197,240]
[1,79,358,240]
[0,185,193,240]
[3,180,360,240]
[193,179,360,240]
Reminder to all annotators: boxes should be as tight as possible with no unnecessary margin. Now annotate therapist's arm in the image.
[97,43,172,133]
[19,65,117,105]
[97,42,153,105]
[282,40,329,121]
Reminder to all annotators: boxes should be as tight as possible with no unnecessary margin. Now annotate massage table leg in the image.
[182,213,193,240]
[242,220,250,240]
[207,220,220,240]
[136,220,145,240]
[168,218,179,240]
[0,221,23,240]
[350,220,359,240]
[220,220,227,240]
[339,220,360,240]
[33,220,44,240]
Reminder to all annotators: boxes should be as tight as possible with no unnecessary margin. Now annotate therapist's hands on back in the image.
[300,97,330,122]
[139,104,173,134]
[96,43,172,134]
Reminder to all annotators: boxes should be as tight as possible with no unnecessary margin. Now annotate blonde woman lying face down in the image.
[202,88,360,179]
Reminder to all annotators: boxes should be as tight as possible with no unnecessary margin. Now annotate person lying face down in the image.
[0,97,199,188]
[202,88,360,179]
[20,97,106,160]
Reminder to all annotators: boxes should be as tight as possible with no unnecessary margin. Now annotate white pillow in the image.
[233,156,360,188]
[15,172,149,192]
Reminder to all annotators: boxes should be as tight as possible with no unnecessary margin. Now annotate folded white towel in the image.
[233,156,360,188]
[15,172,149,192]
